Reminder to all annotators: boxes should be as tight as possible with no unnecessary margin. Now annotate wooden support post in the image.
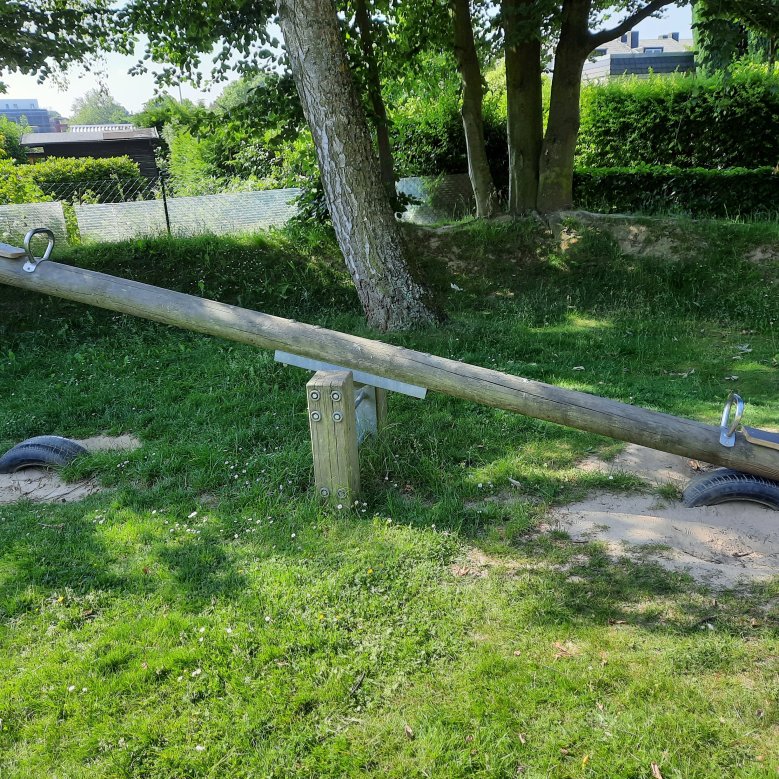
[307,370,360,503]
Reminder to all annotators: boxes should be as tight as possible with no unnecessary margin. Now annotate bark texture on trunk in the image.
[451,0,499,218]
[537,0,590,212]
[278,0,440,331]
[354,0,397,204]
[503,0,542,214]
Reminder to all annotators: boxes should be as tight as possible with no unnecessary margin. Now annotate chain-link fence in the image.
[0,174,474,246]
[34,176,164,205]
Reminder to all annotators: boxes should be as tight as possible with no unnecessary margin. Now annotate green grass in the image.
[0,220,777,778]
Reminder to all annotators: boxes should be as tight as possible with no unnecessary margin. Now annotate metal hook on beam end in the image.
[719,391,744,448]
[22,228,55,273]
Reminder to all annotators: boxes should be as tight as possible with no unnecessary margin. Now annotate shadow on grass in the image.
[153,530,249,607]
[0,499,131,619]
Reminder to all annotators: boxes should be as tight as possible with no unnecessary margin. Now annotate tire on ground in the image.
[0,436,88,474]
[682,468,779,510]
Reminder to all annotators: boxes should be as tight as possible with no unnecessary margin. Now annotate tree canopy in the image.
[0,0,107,91]
[70,88,131,125]
[693,0,779,71]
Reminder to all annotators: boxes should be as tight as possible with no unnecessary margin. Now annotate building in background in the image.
[0,98,60,132]
[583,31,695,81]
[21,127,161,177]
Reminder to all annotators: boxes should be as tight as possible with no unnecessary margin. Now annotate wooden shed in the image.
[21,127,160,178]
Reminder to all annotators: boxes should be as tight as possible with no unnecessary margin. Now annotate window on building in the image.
[643,47,663,54]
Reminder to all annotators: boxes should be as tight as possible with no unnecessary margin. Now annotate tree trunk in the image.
[451,0,499,218]
[536,0,590,213]
[277,0,441,331]
[354,0,397,206]
[502,0,543,213]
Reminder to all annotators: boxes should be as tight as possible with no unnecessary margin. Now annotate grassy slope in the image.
[0,220,777,778]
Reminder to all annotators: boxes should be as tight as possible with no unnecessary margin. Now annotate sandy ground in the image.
[548,445,779,587]
[2,433,776,587]
[0,435,140,505]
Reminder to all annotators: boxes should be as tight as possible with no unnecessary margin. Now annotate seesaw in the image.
[1,228,778,508]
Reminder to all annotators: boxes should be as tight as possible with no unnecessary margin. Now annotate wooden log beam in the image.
[1,256,778,481]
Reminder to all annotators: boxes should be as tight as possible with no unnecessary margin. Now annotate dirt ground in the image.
[548,445,779,588]
[2,433,776,588]
[0,435,140,505]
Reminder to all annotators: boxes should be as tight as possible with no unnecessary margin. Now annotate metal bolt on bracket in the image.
[332,411,343,422]
[331,391,341,401]
[310,390,320,401]
[319,487,330,497]
[310,411,322,422]
[336,488,347,499]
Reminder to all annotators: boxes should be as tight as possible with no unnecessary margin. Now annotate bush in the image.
[162,124,224,196]
[0,156,149,205]
[574,166,779,218]
[0,117,27,163]
[578,65,779,169]
[0,161,49,205]
[390,84,506,182]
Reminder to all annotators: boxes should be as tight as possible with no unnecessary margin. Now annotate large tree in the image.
[277,0,439,329]
[498,0,676,213]
[451,0,499,217]
[113,0,440,329]
[502,0,544,213]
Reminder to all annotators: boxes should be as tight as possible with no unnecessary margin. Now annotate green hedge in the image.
[0,157,147,205]
[390,89,507,183]
[390,64,779,179]
[573,166,779,218]
[577,66,779,169]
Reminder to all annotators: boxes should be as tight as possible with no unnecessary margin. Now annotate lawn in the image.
[0,218,777,778]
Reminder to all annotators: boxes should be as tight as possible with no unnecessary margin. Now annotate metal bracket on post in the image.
[275,351,426,399]
[354,383,388,444]
[307,370,360,503]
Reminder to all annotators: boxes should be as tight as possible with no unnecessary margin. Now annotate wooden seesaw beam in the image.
[1,255,777,483]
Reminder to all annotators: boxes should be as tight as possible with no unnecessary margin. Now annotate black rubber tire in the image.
[0,435,88,474]
[683,468,779,510]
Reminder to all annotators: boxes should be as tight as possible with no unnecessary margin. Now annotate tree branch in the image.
[589,0,673,48]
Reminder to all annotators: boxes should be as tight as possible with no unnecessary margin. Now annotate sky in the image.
[2,4,694,118]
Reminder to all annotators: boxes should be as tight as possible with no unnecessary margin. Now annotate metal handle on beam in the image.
[720,392,744,448]
[23,228,55,273]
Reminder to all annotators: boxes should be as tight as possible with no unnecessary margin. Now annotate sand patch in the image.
[549,444,778,587]
[745,245,779,264]
[0,434,140,505]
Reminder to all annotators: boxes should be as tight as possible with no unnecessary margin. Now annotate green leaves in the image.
[70,89,131,126]
[574,165,779,219]
[577,67,779,170]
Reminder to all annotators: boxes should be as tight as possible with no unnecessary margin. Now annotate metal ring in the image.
[310,390,320,401]
[331,391,341,402]
[336,488,347,499]
[319,487,330,497]
[332,411,343,422]
[310,411,321,422]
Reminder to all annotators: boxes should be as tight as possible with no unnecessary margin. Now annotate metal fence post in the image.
[160,174,172,236]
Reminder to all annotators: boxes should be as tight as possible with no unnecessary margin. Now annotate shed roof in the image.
[21,127,159,146]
